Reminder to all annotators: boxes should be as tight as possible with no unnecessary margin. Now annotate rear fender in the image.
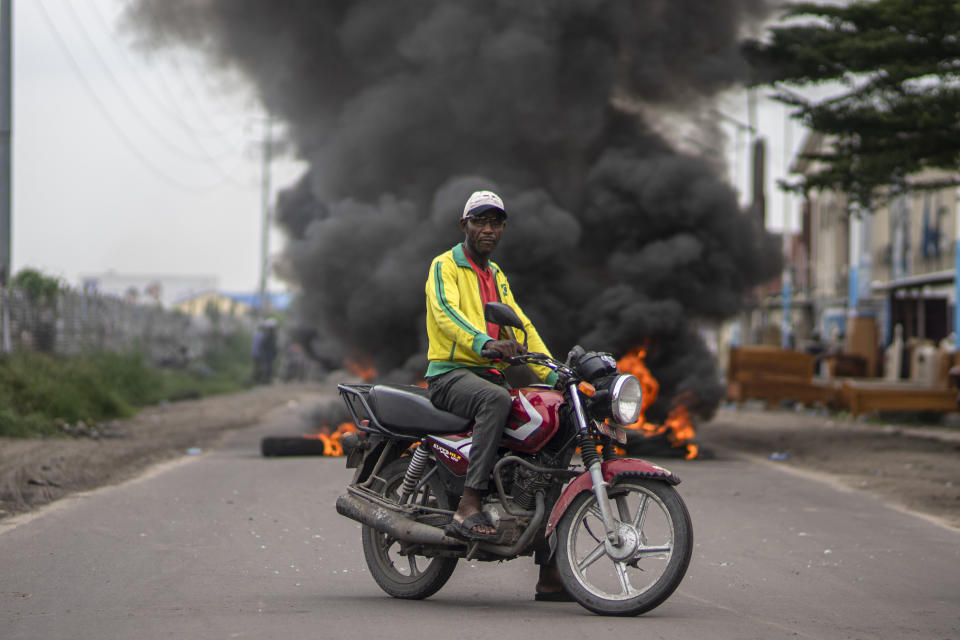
[545,458,680,536]
[350,435,398,485]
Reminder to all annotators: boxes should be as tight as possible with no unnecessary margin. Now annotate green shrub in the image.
[0,351,135,437]
[0,342,253,438]
[13,268,62,305]
[0,408,59,438]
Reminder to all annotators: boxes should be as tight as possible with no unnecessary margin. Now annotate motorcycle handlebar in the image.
[479,350,578,386]
[481,351,553,365]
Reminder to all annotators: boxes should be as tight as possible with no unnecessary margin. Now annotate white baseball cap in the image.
[462,190,506,220]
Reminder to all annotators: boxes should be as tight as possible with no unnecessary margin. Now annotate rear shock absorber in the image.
[399,443,430,504]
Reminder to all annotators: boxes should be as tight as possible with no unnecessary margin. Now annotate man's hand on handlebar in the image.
[482,339,527,359]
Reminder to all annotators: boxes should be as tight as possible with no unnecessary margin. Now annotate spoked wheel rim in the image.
[565,482,676,601]
[361,458,457,599]
[369,471,444,580]
[368,530,440,582]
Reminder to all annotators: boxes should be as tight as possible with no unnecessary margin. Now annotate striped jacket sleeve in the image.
[426,257,490,355]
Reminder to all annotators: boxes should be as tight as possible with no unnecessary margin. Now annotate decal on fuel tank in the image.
[505,392,542,440]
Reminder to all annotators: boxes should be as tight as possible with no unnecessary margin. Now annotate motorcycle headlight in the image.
[610,374,642,425]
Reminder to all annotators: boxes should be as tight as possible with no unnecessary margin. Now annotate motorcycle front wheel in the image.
[555,477,692,616]
[360,457,458,599]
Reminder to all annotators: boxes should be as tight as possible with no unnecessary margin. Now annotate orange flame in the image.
[617,347,658,416]
[304,421,359,456]
[616,348,698,459]
[345,356,377,382]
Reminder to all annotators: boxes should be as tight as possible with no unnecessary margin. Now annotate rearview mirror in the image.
[484,302,524,329]
[484,302,528,349]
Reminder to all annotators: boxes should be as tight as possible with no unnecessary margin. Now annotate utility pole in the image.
[848,205,872,315]
[712,109,756,204]
[745,89,766,225]
[0,0,10,285]
[1,0,12,352]
[257,113,273,319]
[781,104,793,350]
[848,210,861,313]
[954,189,960,340]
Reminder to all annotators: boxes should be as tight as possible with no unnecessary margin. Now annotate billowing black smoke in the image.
[125,1,781,422]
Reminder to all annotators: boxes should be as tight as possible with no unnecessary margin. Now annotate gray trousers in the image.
[427,368,512,491]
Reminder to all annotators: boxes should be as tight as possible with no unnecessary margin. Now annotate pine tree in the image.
[743,0,960,208]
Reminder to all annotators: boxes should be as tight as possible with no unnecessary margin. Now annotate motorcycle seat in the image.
[367,385,471,435]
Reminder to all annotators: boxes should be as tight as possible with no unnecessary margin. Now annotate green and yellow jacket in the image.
[425,243,557,384]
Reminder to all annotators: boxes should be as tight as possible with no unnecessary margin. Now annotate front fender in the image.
[545,458,680,537]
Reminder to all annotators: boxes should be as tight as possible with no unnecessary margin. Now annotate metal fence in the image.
[0,286,254,366]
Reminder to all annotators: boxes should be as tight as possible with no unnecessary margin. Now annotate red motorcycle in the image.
[335,303,692,616]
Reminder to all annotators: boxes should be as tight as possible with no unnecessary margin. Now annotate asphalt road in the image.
[1,399,958,640]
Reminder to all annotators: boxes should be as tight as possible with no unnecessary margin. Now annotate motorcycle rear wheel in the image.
[360,457,458,599]
[555,477,692,616]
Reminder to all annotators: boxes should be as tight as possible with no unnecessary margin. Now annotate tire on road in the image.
[360,457,458,599]
[555,477,692,616]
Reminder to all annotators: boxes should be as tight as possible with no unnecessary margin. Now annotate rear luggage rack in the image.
[337,384,380,432]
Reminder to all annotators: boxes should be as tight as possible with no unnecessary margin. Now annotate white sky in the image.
[13,0,305,292]
[12,0,806,294]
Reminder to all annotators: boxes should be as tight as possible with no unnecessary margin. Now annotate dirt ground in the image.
[1,384,958,531]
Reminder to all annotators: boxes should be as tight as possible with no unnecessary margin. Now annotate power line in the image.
[118,0,263,148]
[84,0,248,153]
[34,0,245,193]
[57,0,246,171]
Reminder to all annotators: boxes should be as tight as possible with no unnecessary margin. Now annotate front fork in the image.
[567,383,622,546]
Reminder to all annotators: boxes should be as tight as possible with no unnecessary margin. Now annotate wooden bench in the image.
[726,345,838,408]
[839,380,959,417]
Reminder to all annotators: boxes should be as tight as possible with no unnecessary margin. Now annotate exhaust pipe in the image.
[336,492,465,547]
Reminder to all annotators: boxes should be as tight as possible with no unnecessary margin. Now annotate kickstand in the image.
[465,540,480,560]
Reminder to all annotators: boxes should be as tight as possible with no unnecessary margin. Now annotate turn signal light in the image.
[577,381,596,397]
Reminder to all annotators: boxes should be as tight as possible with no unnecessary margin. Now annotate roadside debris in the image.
[56,419,125,440]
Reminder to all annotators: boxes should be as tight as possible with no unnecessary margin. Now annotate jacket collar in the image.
[452,243,499,277]
[452,242,471,267]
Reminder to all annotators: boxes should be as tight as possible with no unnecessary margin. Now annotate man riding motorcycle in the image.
[336,191,692,614]
[424,189,568,600]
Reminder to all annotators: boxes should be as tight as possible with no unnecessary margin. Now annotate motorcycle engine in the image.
[511,461,554,511]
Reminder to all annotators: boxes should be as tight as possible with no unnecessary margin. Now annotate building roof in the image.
[220,291,292,311]
[171,290,292,311]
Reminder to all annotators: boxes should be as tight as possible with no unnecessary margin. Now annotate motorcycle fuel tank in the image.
[501,388,563,453]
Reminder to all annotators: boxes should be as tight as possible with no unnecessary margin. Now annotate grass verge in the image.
[0,338,254,438]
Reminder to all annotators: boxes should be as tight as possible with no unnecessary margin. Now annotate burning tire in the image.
[360,458,458,599]
[555,477,692,616]
[260,436,328,456]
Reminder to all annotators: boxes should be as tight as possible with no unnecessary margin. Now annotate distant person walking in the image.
[251,319,278,384]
